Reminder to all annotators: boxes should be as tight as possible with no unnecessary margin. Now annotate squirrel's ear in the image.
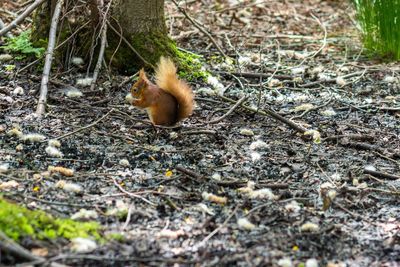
[139,69,148,81]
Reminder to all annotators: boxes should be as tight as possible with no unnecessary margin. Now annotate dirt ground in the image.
[0,0,399,266]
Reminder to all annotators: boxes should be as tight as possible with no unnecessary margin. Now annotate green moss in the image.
[0,197,101,241]
[175,48,208,81]
[106,30,208,80]
[105,232,125,242]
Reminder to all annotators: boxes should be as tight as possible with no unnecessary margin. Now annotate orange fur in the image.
[130,57,194,126]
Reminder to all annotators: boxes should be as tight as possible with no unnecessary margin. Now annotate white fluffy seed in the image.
[383,76,397,83]
[336,77,346,86]
[71,57,84,66]
[268,78,281,87]
[364,165,376,172]
[320,109,336,117]
[21,133,46,142]
[0,180,19,190]
[317,73,330,81]
[206,75,224,92]
[76,78,93,87]
[237,218,256,230]
[248,188,276,200]
[310,66,324,74]
[251,151,261,162]
[70,238,97,253]
[156,229,185,239]
[285,200,301,213]
[12,86,24,95]
[48,139,61,148]
[56,180,82,193]
[71,209,98,220]
[277,258,293,267]
[249,140,268,150]
[0,163,10,173]
[300,222,320,232]
[45,146,63,158]
[291,66,306,75]
[0,54,13,61]
[305,258,319,267]
[240,128,255,136]
[119,159,130,167]
[294,103,314,112]
[7,128,23,137]
[66,88,83,98]
[196,203,215,215]
[211,173,221,181]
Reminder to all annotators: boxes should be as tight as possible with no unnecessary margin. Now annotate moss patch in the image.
[0,197,100,241]
[106,30,207,80]
[105,232,125,242]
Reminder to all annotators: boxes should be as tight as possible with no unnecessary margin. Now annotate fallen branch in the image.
[175,166,288,188]
[55,108,114,140]
[207,96,248,124]
[323,134,374,142]
[217,71,292,80]
[0,231,67,267]
[36,0,64,115]
[364,168,400,180]
[299,70,369,88]
[218,95,308,133]
[0,0,46,37]
[199,206,239,246]
[180,130,217,135]
[111,176,156,206]
[0,18,12,38]
[175,165,205,181]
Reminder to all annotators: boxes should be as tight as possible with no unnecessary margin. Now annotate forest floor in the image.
[0,0,399,266]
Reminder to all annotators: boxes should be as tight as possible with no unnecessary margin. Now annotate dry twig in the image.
[36,0,64,115]
[364,168,400,180]
[90,1,112,91]
[0,0,46,37]
[170,0,227,58]
[55,108,114,140]
[0,231,67,267]
[207,96,248,124]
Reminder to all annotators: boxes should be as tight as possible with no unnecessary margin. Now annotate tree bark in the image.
[31,0,179,72]
[113,0,165,34]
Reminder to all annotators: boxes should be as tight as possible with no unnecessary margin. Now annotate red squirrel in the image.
[130,57,194,126]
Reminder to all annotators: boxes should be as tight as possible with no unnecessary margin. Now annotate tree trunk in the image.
[107,0,177,71]
[32,0,180,73]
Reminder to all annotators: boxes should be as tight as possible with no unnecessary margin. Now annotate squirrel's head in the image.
[131,69,150,98]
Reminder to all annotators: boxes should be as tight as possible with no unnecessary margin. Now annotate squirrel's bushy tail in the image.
[155,57,194,121]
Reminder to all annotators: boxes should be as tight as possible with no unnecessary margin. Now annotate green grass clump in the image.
[0,198,100,241]
[2,30,45,58]
[353,0,400,60]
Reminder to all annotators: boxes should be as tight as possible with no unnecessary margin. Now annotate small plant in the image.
[2,30,45,58]
[353,0,400,60]
[4,65,16,72]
